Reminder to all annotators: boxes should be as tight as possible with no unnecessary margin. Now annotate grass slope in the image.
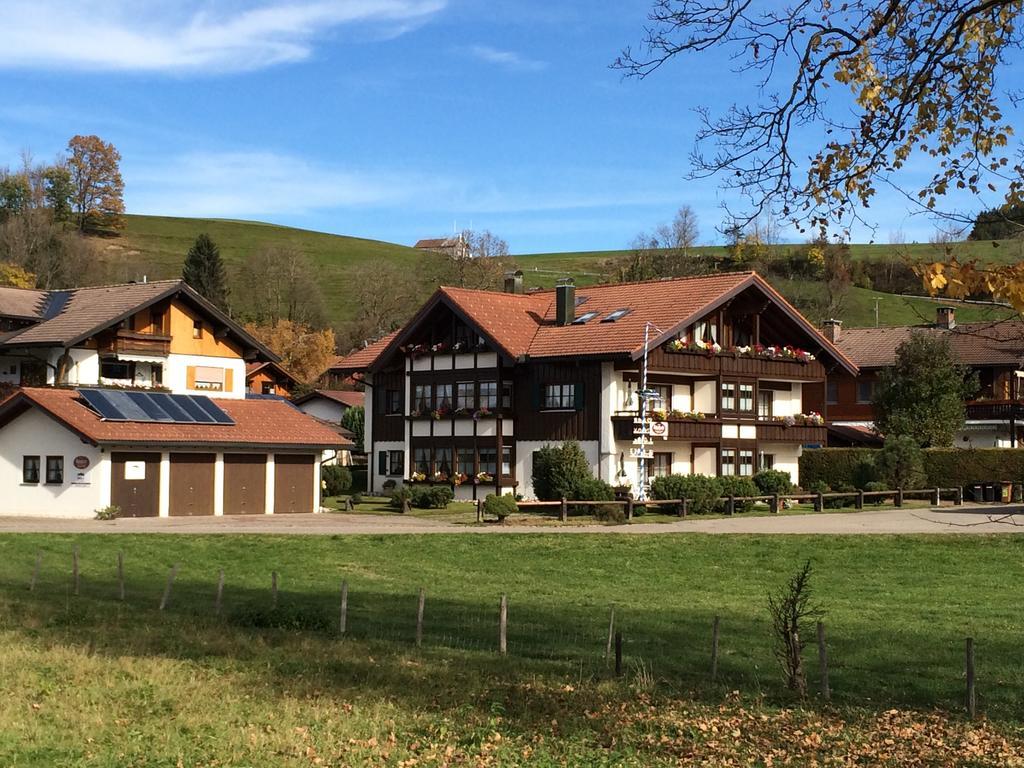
[1,533,1022,765]
[89,215,1019,331]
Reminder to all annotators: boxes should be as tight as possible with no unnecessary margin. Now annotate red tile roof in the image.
[334,272,857,373]
[836,319,1024,368]
[332,331,400,371]
[1,387,348,449]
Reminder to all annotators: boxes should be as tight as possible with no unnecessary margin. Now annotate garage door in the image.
[274,454,315,514]
[224,454,266,515]
[111,452,161,518]
[169,453,216,516]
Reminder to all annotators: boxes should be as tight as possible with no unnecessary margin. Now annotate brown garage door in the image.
[169,453,215,516]
[274,454,315,514]
[224,453,266,515]
[111,452,161,518]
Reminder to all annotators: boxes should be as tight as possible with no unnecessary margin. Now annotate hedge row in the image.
[799,448,1024,489]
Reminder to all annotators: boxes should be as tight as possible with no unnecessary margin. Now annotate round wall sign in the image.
[650,421,668,438]
[73,456,90,470]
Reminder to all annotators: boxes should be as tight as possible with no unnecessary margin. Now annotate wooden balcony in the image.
[755,422,828,443]
[965,400,1024,421]
[99,329,171,358]
[612,414,827,444]
[644,347,826,380]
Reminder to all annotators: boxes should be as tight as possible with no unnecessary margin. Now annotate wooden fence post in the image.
[770,494,779,514]
[29,551,41,592]
[605,605,616,663]
[855,490,864,510]
[726,495,735,516]
[72,546,79,596]
[626,498,634,521]
[817,621,830,701]
[159,564,178,611]
[814,492,823,512]
[215,570,225,616]
[559,497,568,522]
[895,488,904,507]
[679,497,688,518]
[499,594,508,655]
[954,486,963,506]
[932,487,941,506]
[711,616,720,681]
[966,637,976,719]
[416,587,426,647]
[339,579,348,634]
[476,499,482,523]
[271,571,279,609]
[117,551,125,601]
[615,631,623,677]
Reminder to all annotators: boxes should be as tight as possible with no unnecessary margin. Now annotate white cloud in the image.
[0,0,445,73]
[466,45,546,72]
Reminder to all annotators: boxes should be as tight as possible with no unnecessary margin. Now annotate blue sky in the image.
[0,0,1014,253]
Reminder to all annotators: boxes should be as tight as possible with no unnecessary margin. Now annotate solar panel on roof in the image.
[77,389,234,425]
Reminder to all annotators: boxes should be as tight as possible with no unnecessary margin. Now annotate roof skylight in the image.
[572,311,599,324]
[602,308,632,323]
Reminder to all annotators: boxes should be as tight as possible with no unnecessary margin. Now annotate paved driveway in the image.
[0,506,1022,535]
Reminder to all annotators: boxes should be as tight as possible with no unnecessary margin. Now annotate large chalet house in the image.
[0,279,344,518]
[334,271,857,499]
[823,307,1024,448]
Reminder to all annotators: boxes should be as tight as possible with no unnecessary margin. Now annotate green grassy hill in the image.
[89,215,1017,330]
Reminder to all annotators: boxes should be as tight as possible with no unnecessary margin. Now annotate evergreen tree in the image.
[182,233,229,311]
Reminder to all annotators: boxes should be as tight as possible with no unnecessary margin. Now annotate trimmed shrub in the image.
[921,448,1024,487]
[321,465,352,496]
[863,481,887,504]
[826,482,857,508]
[405,485,453,509]
[576,477,615,501]
[650,474,720,515]
[875,436,926,490]
[799,448,878,489]
[482,493,517,522]
[717,476,760,513]
[389,486,413,510]
[593,504,626,524]
[753,469,794,495]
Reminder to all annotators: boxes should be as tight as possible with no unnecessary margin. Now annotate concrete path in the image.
[0,506,1022,535]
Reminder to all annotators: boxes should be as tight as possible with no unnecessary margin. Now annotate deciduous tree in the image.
[235,245,327,327]
[66,135,125,231]
[873,333,976,447]
[245,320,335,384]
[616,205,707,281]
[182,234,230,311]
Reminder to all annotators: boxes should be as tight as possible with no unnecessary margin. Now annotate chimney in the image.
[936,306,956,329]
[555,278,576,326]
[503,269,524,294]
[822,319,842,343]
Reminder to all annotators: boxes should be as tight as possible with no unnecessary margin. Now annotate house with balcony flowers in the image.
[333,270,858,499]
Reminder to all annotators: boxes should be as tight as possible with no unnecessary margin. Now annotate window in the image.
[22,456,40,484]
[479,381,498,409]
[857,379,876,404]
[501,381,513,409]
[435,447,452,477]
[501,446,512,476]
[194,365,225,391]
[758,390,774,419]
[150,310,165,334]
[100,360,131,381]
[152,363,163,387]
[543,383,576,409]
[192,319,203,339]
[378,451,388,475]
[261,381,276,395]
[721,448,735,476]
[413,384,432,411]
[436,383,452,410]
[457,448,476,476]
[602,308,631,323]
[650,384,672,411]
[389,450,404,476]
[651,452,672,478]
[413,447,431,475]
[826,380,839,405]
[695,319,718,344]
[739,450,754,477]
[45,455,64,484]
[721,382,735,411]
[733,316,754,347]
[456,382,475,410]
[478,447,497,476]
[384,389,402,415]
[738,383,754,413]
[759,452,775,471]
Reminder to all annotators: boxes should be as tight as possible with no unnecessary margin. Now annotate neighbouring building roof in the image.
[836,319,1024,369]
[245,360,300,386]
[332,272,858,374]
[0,285,48,320]
[0,387,348,449]
[414,237,462,250]
[0,280,280,361]
[332,331,400,372]
[293,389,364,408]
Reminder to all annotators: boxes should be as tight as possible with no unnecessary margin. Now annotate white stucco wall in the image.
[0,409,105,517]
[514,439,599,499]
[297,399,346,424]
[759,443,802,485]
[371,440,406,493]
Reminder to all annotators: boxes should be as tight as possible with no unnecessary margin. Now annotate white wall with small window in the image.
[515,440,598,499]
[757,443,802,485]
[371,441,406,492]
[0,408,106,517]
[165,354,246,399]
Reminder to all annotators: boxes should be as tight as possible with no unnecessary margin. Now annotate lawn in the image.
[0,533,1021,765]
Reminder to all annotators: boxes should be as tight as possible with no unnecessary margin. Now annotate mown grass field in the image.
[0,533,1021,765]
[88,215,1019,332]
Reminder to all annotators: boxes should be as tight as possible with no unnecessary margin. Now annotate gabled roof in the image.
[332,331,400,372]
[0,387,347,449]
[415,237,462,250]
[836,319,1024,369]
[293,389,364,408]
[245,360,300,386]
[334,272,858,375]
[0,280,280,362]
[0,286,48,321]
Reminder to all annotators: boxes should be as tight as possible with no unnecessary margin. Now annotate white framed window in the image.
[721,448,735,476]
[194,365,225,391]
[739,450,754,477]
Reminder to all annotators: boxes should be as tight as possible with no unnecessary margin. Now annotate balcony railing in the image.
[965,400,1024,421]
[611,414,827,443]
[99,329,171,357]
[647,346,826,379]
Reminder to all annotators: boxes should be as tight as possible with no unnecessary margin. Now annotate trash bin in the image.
[983,482,997,503]
[969,484,984,502]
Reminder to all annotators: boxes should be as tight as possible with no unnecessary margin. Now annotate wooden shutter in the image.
[378,451,388,475]
[532,382,543,409]
[573,382,584,410]
[186,366,196,389]
[224,368,234,392]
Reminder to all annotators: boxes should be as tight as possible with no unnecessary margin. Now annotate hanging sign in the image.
[650,421,669,440]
